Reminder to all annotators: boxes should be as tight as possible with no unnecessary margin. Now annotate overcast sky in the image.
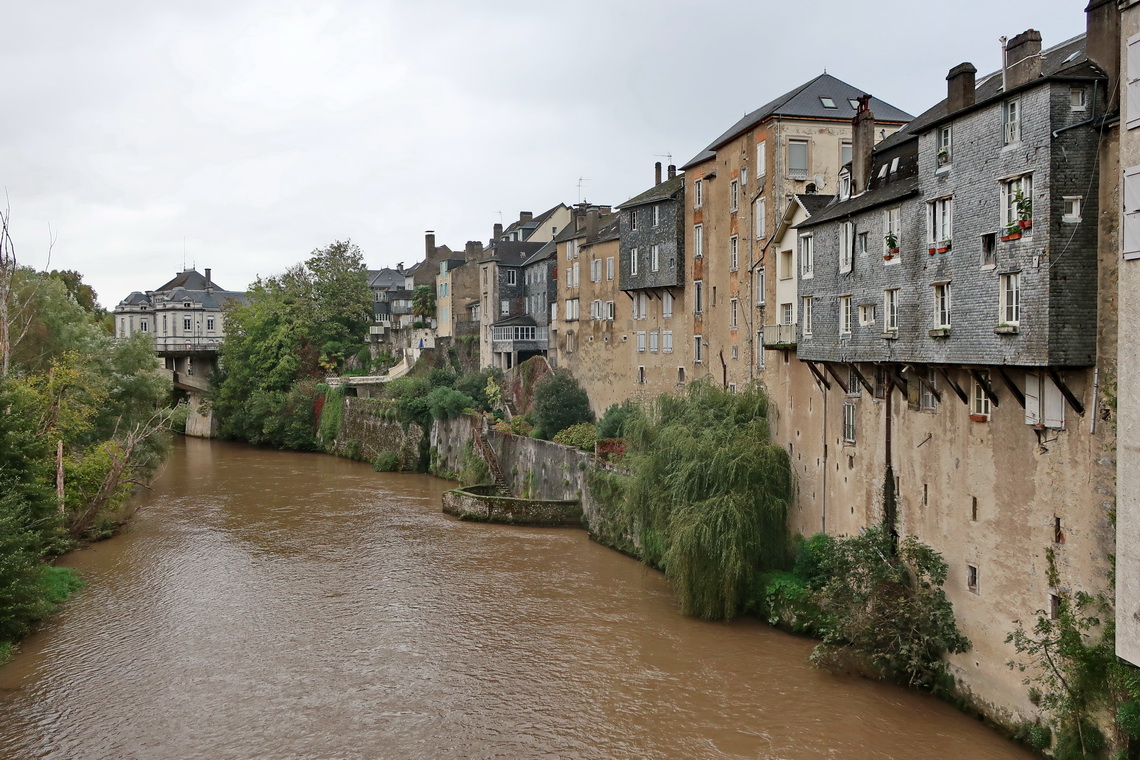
[3,0,1085,307]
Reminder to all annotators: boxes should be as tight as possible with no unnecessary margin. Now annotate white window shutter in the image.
[1024,371,1042,426]
[1044,377,1066,430]
[1129,33,1140,128]
[1126,166,1140,259]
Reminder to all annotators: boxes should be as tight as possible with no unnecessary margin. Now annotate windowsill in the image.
[995,325,1020,335]
[929,328,951,338]
[883,257,901,265]
[881,331,898,340]
[934,165,951,175]
[1062,216,1082,224]
[1002,142,1021,152]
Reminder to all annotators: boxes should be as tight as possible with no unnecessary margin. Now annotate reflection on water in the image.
[0,438,1032,759]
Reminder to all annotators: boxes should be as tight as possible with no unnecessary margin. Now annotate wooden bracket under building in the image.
[907,365,942,404]
[939,367,969,405]
[824,363,849,394]
[1047,367,1085,416]
[805,361,831,391]
[890,366,909,398]
[969,368,999,408]
[997,368,1026,409]
[848,363,876,396]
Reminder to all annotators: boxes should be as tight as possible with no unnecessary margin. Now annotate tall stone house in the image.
[793,25,1116,719]
[435,241,484,340]
[680,74,912,392]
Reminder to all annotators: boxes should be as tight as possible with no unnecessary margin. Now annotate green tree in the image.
[412,284,436,321]
[532,370,593,439]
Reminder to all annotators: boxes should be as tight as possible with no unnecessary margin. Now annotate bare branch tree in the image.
[0,199,15,378]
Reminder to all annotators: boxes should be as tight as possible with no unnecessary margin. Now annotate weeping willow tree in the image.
[619,381,793,620]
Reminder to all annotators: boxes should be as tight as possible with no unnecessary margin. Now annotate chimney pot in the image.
[204,268,212,289]
[946,62,977,112]
[667,164,677,180]
[425,231,436,259]
[493,222,503,239]
[655,161,662,185]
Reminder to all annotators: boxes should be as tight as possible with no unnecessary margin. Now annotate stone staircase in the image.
[471,424,511,496]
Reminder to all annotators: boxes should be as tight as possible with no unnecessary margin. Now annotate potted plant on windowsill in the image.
[937,148,950,166]
[969,413,988,422]
[928,245,937,255]
[1001,223,1022,242]
[1015,190,1032,230]
[884,232,899,259]
[937,239,951,254]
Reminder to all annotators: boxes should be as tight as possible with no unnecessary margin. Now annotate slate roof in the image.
[155,269,227,293]
[584,214,621,246]
[618,175,685,210]
[479,240,545,266]
[119,269,248,310]
[522,239,557,267]
[368,269,404,290]
[499,203,567,242]
[682,73,914,169]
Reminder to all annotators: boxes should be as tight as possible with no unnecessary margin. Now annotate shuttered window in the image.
[1129,33,1140,129]
[1126,165,1140,259]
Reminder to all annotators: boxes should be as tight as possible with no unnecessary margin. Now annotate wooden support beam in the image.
[849,363,875,396]
[805,361,831,391]
[890,366,909,397]
[997,368,1026,409]
[1047,367,1085,416]
[969,369,999,408]
[908,365,942,403]
[824,363,849,394]
[939,367,969,405]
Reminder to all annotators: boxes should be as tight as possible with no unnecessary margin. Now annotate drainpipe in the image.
[821,384,828,534]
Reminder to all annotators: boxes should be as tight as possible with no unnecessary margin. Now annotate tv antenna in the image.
[577,177,590,203]
[654,153,673,164]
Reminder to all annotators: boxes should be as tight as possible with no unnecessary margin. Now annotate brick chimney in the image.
[585,208,600,239]
[519,211,533,223]
[1086,0,1120,112]
[851,94,875,194]
[655,161,662,185]
[1004,30,1043,90]
[493,222,503,239]
[464,240,484,261]
[204,268,212,291]
[425,231,436,259]
[667,164,677,180]
[946,63,977,112]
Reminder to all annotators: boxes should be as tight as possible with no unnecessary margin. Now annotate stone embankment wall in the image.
[332,397,424,469]
[183,392,218,438]
[442,485,583,526]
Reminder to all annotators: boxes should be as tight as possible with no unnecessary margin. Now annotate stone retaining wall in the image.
[442,485,583,526]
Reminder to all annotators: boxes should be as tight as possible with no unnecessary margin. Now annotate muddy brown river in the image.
[0,438,1033,759]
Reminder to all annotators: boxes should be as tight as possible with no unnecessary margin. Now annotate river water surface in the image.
[0,438,1033,759]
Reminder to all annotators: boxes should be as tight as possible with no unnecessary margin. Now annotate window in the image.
[859,304,875,326]
[663,330,673,353]
[650,331,659,353]
[934,283,952,328]
[694,178,703,208]
[884,289,899,332]
[802,297,813,336]
[549,302,556,322]
[839,172,851,200]
[731,346,739,360]
[564,298,579,321]
[972,496,978,521]
[566,331,575,353]
[848,366,862,397]
[756,330,765,366]
[982,233,997,267]
[606,256,615,280]
[1000,272,1021,325]
[820,96,837,109]
[1001,175,1032,232]
[629,209,638,231]
[839,296,853,335]
[841,140,852,167]
[937,125,952,164]
[591,300,602,320]
[779,249,793,280]
[857,232,868,255]
[1050,594,1061,621]
[507,270,517,286]
[651,244,660,272]
[740,166,748,188]
[693,281,704,313]
[755,268,766,305]
[566,240,578,261]
[781,302,794,325]
[693,225,703,259]
[1131,32,1140,128]
[755,197,766,239]
[633,293,648,320]
[756,139,767,177]
[884,206,901,255]
[1070,86,1087,111]
[840,222,854,273]
[591,259,602,282]
[693,336,703,364]
[183,316,192,331]
[1062,197,1082,224]
[920,368,938,411]
[636,331,646,352]
[207,316,215,331]
[842,402,856,443]
[1024,371,1066,429]
[730,180,739,211]
[677,366,686,384]
[606,301,615,320]
[630,247,639,276]
[730,237,738,271]
[730,298,739,329]
[500,299,510,317]
[1003,99,1021,145]
[1054,516,1064,545]
[140,320,149,333]
[972,371,992,418]
[967,564,979,594]
[571,261,580,288]
[929,197,953,245]
[652,205,660,226]
[799,234,814,278]
[663,291,674,318]
[788,139,808,179]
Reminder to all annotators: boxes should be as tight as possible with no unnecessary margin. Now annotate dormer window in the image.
[839,171,851,200]
[819,97,837,109]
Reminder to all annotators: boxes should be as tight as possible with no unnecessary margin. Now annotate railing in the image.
[492,326,548,343]
[152,336,222,352]
[761,323,797,348]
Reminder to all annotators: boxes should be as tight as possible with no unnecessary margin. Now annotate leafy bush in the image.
[553,422,597,452]
[458,440,490,486]
[532,370,593,439]
[373,452,400,472]
[169,402,191,434]
[597,400,639,439]
[1012,722,1053,752]
[427,387,475,420]
[318,385,346,443]
[454,368,503,412]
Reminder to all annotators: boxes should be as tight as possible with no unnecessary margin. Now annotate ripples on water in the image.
[0,439,1032,759]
